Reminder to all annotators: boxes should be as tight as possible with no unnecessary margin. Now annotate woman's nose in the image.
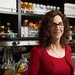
[56,25,60,30]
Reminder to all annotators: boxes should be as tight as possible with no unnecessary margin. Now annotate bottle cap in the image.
[24,19,28,23]
[1,26,5,28]
[7,22,11,26]
[21,1,23,4]
[24,2,28,5]
[29,2,32,6]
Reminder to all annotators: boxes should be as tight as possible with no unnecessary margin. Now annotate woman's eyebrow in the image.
[53,22,63,25]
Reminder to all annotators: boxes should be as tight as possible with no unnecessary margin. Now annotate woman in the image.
[27,10,74,75]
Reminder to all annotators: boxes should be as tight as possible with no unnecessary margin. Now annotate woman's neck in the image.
[51,39,61,49]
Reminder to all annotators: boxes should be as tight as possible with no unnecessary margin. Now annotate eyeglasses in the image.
[50,22,64,28]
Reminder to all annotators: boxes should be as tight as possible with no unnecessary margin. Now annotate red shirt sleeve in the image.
[27,46,42,75]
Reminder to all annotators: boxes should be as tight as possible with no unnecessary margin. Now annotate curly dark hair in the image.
[38,10,70,48]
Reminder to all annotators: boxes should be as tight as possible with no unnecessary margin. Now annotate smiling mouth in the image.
[54,32,60,34]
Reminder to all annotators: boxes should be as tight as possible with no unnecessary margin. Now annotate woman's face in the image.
[50,15,64,40]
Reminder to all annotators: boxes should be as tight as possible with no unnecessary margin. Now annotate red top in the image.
[47,56,71,75]
[27,45,74,75]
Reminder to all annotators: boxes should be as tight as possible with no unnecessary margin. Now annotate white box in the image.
[64,3,75,18]
[0,0,16,12]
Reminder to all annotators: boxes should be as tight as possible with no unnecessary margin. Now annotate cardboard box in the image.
[0,0,17,12]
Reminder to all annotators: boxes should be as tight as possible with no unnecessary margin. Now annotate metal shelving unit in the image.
[0,0,72,46]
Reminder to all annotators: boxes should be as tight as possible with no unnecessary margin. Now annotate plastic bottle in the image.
[21,19,28,37]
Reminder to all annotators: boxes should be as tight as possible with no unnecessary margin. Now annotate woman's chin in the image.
[54,36,61,40]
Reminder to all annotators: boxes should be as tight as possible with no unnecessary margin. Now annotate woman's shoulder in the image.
[66,44,71,49]
[31,45,44,54]
[66,44,72,53]
[32,45,44,51]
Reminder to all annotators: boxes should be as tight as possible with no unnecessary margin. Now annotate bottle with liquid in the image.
[23,2,29,13]
[5,22,13,38]
[21,19,28,37]
[6,22,11,32]
[0,25,6,38]
[0,26,5,34]
[28,2,32,13]
[28,22,34,37]
[21,1,24,13]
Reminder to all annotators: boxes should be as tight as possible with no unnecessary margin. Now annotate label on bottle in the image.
[21,26,28,37]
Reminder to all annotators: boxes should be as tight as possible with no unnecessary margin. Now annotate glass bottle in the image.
[5,22,13,38]
[28,22,34,37]
[28,2,32,13]
[6,22,11,33]
[0,26,5,34]
[0,25,6,38]
[21,1,24,13]
[23,2,29,13]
